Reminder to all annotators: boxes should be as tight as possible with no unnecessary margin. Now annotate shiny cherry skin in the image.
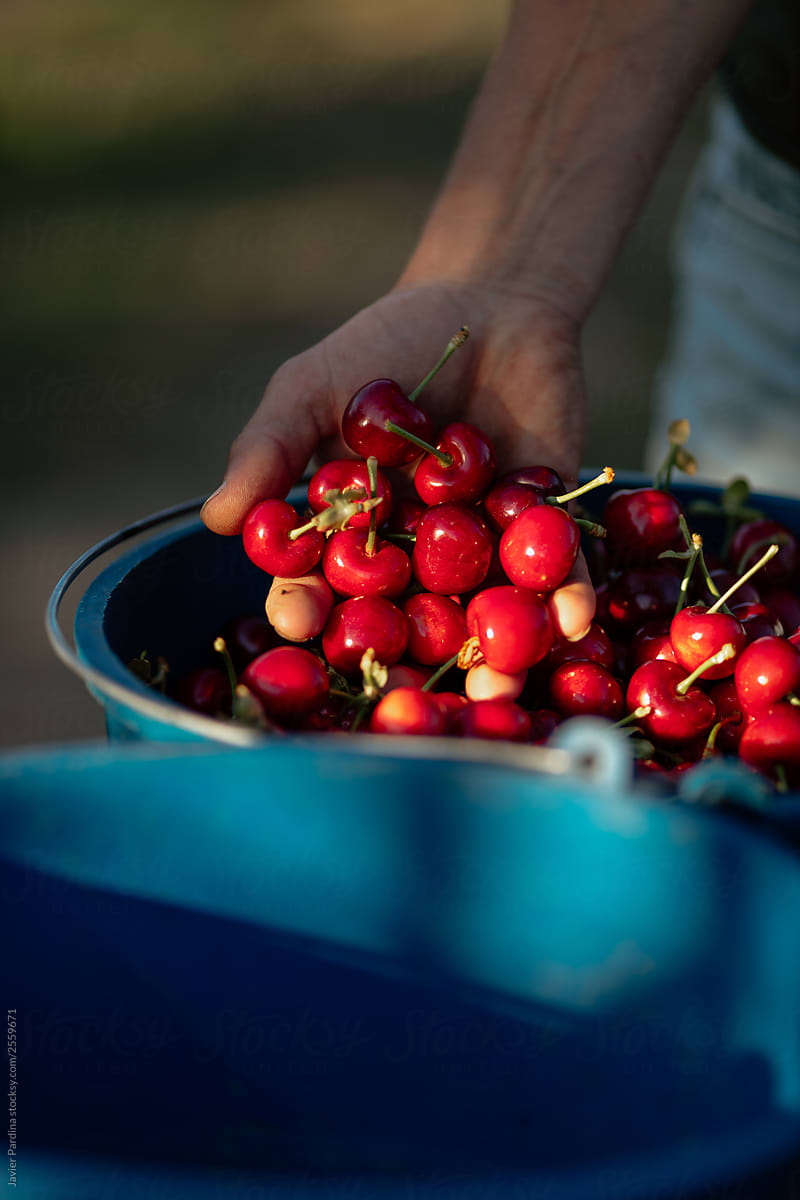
[322,529,411,598]
[734,636,800,713]
[403,593,467,666]
[731,601,783,643]
[602,488,684,565]
[384,498,425,536]
[369,687,447,736]
[341,379,435,467]
[707,678,745,753]
[457,698,532,742]
[221,614,276,670]
[243,499,323,577]
[482,466,564,533]
[693,569,760,609]
[548,661,625,721]
[307,458,392,528]
[466,585,553,674]
[626,659,716,747]
[434,691,469,731]
[669,605,746,679]
[414,421,496,506]
[412,502,494,595]
[385,662,430,692]
[322,596,408,675]
[630,618,677,668]
[762,587,800,634]
[528,708,561,744]
[241,646,329,721]
[606,567,681,630]
[739,703,800,785]
[538,621,615,674]
[499,504,580,593]
[174,667,231,716]
[730,518,798,585]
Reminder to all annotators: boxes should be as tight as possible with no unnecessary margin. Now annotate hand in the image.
[201,280,595,638]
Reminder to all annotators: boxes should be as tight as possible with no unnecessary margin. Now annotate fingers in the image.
[547,552,596,641]
[201,360,331,536]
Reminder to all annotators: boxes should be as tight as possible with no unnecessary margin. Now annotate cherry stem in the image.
[408,326,469,404]
[213,636,237,703]
[365,455,379,557]
[547,467,615,506]
[708,544,779,614]
[384,420,453,468]
[703,721,723,759]
[676,643,736,695]
[574,518,606,538]
[775,765,789,794]
[616,705,652,728]
[674,534,701,617]
[384,531,416,543]
[736,534,789,578]
[788,694,800,708]
[421,651,461,693]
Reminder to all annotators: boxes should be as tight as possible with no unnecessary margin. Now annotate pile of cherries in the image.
[171,329,800,793]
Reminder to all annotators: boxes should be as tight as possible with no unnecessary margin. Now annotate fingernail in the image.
[565,624,592,643]
[200,480,226,515]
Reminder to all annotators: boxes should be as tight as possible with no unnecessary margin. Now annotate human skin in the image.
[201,0,751,639]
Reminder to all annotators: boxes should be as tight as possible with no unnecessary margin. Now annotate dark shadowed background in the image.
[1,0,709,748]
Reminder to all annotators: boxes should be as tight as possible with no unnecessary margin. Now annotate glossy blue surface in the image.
[2,739,800,1197]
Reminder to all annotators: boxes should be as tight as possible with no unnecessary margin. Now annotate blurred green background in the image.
[1,0,708,748]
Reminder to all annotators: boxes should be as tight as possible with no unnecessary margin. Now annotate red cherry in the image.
[307,459,392,529]
[669,605,746,679]
[434,691,469,731]
[734,636,800,713]
[762,587,800,634]
[626,659,716,746]
[499,505,580,593]
[528,708,561,744]
[369,687,447,736]
[606,567,681,630]
[602,488,684,565]
[322,529,411,598]
[241,646,329,720]
[482,466,565,533]
[341,379,435,467]
[707,678,745,753]
[403,593,467,666]
[548,661,624,721]
[730,519,798,585]
[414,422,496,506]
[221,614,277,670]
[385,662,430,692]
[322,596,408,675]
[466,586,553,674]
[174,667,231,716]
[538,621,615,674]
[243,499,323,577]
[457,698,532,742]
[739,703,800,784]
[630,618,677,668]
[730,601,783,643]
[384,498,425,536]
[412,502,494,595]
[694,569,760,609]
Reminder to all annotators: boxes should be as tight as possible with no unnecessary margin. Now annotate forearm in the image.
[400,0,751,323]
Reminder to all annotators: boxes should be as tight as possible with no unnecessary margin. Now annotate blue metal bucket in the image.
[4,737,800,1197]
